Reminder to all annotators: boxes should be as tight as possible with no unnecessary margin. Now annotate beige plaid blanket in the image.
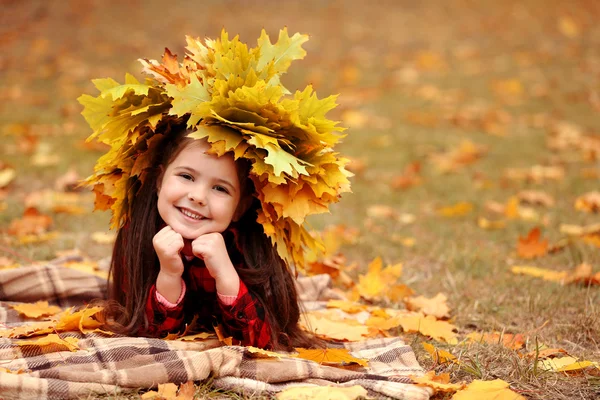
[0,256,431,400]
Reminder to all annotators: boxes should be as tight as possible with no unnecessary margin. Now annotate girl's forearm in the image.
[156,270,184,303]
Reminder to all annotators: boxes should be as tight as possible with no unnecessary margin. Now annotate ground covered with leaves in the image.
[1,0,599,399]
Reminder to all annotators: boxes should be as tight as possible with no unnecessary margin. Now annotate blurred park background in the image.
[1,1,600,398]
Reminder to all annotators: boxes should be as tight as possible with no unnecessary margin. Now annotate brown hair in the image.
[104,117,317,350]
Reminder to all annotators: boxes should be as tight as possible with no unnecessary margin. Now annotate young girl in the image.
[79,29,351,350]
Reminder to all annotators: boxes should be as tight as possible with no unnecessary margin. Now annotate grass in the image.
[1,0,600,399]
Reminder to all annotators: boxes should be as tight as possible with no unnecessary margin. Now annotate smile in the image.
[178,207,205,221]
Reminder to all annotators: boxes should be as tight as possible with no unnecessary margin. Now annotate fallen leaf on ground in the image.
[0,320,56,338]
[438,202,473,217]
[504,165,565,183]
[276,385,368,400]
[141,382,178,399]
[326,300,368,314]
[8,207,53,236]
[62,260,108,279]
[246,346,283,359]
[477,217,506,230]
[525,347,569,360]
[17,334,80,352]
[177,332,215,341]
[575,191,600,213]
[538,356,599,373]
[516,227,548,259]
[0,166,16,188]
[430,141,487,173]
[391,162,422,190]
[466,332,526,350]
[517,190,555,207]
[356,258,404,301]
[511,264,599,286]
[405,293,450,319]
[11,301,62,319]
[91,231,117,244]
[422,343,460,364]
[301,313,370,341]
[411,371,465,393]
[511,266,568,282]
[294,348,368,367]
[452,379,525,399]
[397,313,458,343]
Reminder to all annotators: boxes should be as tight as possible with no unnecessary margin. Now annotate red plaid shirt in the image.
[143,229,272,349]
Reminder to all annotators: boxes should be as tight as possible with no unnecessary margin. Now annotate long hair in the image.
[104,117,317,350]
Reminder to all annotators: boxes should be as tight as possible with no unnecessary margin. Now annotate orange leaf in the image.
[575,191,600,213]
[11,301,62,319]
[294,348,368,367]
[516,227,548,259]
[467,332,526,350]
[7,207,53,236]
[176,381,196,400]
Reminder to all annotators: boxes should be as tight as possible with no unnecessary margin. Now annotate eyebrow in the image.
[175,166,237,193]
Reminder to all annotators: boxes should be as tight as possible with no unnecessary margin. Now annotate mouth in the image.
[177,207,206,221]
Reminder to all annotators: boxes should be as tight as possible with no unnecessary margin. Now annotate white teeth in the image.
[180,208,203,220]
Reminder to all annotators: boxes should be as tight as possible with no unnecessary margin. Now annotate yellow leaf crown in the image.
[78,28,352,272]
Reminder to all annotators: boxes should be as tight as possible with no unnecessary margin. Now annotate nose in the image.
[188,184,207,204]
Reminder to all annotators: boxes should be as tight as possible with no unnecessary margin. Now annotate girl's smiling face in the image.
[157,139,242,239]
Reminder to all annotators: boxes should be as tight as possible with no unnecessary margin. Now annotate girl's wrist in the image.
[213,263,240,296]
[156,271,184,303]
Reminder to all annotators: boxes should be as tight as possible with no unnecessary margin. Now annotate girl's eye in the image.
[179,173,193,181]
[214,185,229,194]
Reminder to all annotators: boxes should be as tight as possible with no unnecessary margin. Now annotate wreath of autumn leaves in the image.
[78,29,352,273]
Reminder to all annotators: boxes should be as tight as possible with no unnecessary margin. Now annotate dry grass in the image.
[2,0,600,399]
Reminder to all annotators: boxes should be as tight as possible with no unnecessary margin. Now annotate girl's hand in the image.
[153,225,185,277]
[192,233,240,296]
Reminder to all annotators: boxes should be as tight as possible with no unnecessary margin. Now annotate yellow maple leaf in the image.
[246,346,283,359]
[294,348,368,367]
[405,293,450,319]
[326,300,368,314]
[276,385,367,400]
[397,313,458,343]
[0,320,55,338]
[53,306,104,333]
[538,356,599,373]
[141,382,178,400]
[17,333,80,352]
[452,379,525,400]
[411,371,465,393]
[422,343,460,364]
[301,314,369,341]
[11,301,62,319]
